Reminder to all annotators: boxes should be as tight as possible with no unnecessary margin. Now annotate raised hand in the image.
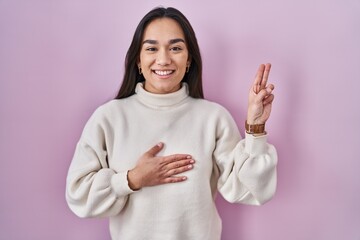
[247,63,275,125]
[127,143,195,190]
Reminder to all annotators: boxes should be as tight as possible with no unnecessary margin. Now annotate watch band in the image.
[245,121,265,134]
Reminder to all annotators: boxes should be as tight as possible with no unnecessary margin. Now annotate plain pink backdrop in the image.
[1,0,359,239]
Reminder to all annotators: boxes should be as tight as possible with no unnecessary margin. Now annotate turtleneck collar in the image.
[135,82,189,108]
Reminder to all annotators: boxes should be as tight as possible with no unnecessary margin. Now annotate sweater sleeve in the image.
[214,107,278,206]
[65,107,134,218]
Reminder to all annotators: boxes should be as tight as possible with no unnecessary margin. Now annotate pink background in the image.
[1,0,359,239]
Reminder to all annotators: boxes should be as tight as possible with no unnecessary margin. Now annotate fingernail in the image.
[188,165,193,169]
[190,160,195,163]
[186,155,192,159]
[157,142,163,147]
[182,177,187,180]
[266,88,272,93]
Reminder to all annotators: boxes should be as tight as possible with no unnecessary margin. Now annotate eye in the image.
[170,47,182,52]
[145,47,157,52]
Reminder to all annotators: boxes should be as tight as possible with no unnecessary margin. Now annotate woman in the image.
[66,7,277,240]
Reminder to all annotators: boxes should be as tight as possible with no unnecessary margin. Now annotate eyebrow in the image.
[142,38,185,45]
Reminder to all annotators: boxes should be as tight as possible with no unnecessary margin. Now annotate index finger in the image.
[163,154,192,164]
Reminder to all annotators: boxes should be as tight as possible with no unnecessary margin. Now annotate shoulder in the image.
[188,98,237,129]
[190,98,232,116]
[191,98,240,137]
[92,97,134,117]
[83,98,132,127]
[80,98,134,138]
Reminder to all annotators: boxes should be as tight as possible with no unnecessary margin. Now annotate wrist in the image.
[246,117,265,125]
[127,169,142,190]
[245,120,266,134]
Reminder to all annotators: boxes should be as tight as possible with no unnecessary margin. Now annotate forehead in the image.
[143,18,185,41]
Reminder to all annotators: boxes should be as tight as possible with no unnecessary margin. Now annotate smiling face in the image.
[138,17,190,94]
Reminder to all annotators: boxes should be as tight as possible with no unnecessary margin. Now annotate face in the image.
[138,18,190,94]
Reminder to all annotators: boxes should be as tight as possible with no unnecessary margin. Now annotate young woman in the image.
[66,7,277,240]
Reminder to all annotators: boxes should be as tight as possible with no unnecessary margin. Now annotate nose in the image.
[156,49,171,66]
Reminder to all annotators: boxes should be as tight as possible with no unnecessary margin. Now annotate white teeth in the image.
[154,70,173,76]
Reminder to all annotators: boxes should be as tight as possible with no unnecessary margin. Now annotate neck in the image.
[135,82,189,109]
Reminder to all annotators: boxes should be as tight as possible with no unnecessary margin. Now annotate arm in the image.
[65,108,133,218]
[66,107,196,217]
[216,63,277,205]
[214,110,277,205]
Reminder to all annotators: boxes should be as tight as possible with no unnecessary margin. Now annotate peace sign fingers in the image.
[253,63,271,94]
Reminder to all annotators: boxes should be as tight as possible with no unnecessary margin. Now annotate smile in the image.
[153,70,174,76]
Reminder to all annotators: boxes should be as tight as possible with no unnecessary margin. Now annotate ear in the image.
[187,56,192,66]
[136,56,141,67]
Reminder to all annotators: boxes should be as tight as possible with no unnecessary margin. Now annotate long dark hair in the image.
[115,7,204,99]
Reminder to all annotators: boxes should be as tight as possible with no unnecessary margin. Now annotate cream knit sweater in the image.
[66,83,277,240]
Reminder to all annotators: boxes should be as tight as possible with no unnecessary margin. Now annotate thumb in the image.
[256,87,273,103]
[146,142,164,156]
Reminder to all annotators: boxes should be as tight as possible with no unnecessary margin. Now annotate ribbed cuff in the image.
[111,171,135,198]
[244,132,268,155]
